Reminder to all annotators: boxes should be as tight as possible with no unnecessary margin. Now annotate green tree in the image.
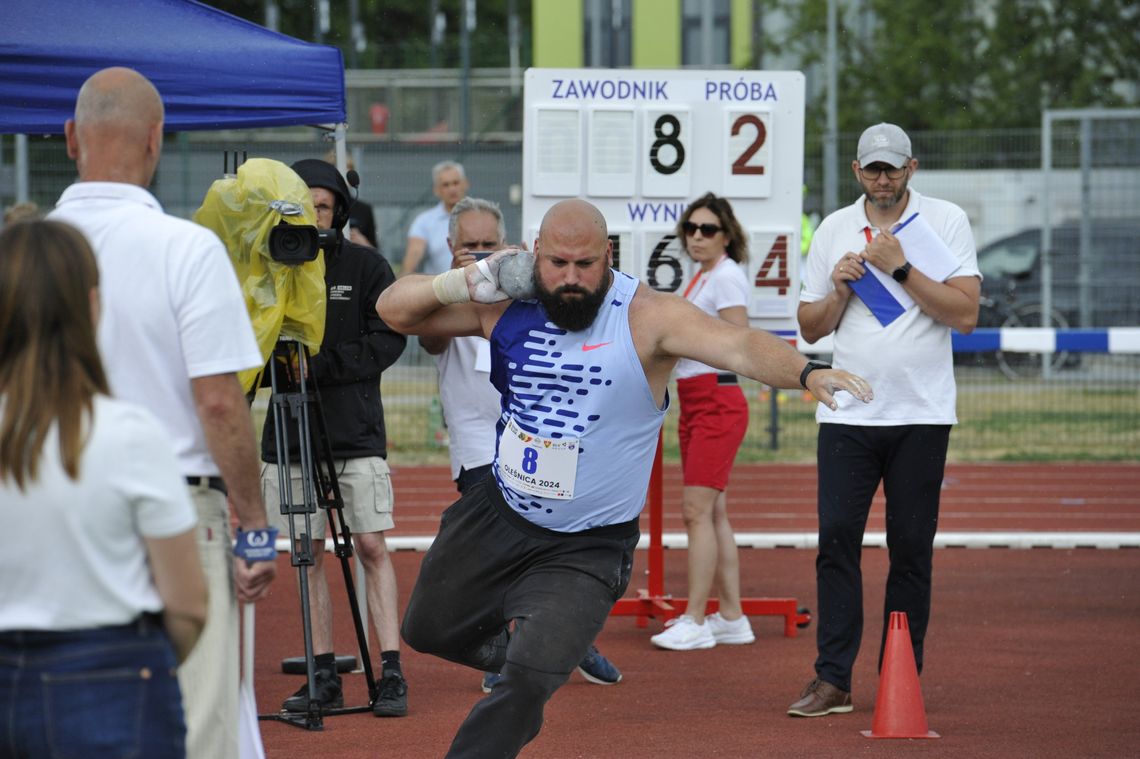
[764,0,1140,133]
[978,0,1140,128]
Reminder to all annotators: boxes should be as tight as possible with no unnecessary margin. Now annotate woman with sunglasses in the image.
[0,220,207,757]
[651,193,756,651]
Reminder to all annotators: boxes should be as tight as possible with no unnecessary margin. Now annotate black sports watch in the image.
[892,261,913,283]
[799,359,831,389]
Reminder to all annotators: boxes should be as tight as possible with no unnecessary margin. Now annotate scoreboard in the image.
[522,68,806,337]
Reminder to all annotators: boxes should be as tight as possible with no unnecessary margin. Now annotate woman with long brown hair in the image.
[0,220,207,758]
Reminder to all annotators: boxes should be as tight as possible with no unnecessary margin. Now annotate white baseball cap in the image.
[857,123,911,168]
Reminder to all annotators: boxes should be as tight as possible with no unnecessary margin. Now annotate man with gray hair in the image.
[50,67,276,758]
[401,160,469,276]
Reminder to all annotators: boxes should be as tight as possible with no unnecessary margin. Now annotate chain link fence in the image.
[4,117,1138,463]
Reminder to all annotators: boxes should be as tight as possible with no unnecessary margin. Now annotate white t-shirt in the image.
[50,182,262,476]
[435,336,503,480]
[674,255,750,379]
[0,396,197,630]
[407,202,453,275]
[800,187,980,425]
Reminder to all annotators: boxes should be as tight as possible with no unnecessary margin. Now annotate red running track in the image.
[252,462,1140,758]
[385,462,1140,536]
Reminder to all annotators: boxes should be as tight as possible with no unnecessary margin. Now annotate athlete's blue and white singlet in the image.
[489,270,668,532]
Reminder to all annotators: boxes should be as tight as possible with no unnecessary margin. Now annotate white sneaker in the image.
[650,614,716,650]
[705,612,755,645]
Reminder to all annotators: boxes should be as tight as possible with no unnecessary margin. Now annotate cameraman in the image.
[261,159,409,717]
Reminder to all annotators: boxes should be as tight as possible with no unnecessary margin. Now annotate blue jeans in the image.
[0,614,186,759]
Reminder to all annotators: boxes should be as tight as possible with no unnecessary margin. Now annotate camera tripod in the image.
[259,338,378,730]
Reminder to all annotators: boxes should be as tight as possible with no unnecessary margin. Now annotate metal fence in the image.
[4,118,1139,463]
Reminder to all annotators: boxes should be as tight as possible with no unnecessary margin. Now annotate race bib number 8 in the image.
[498,417,579,500]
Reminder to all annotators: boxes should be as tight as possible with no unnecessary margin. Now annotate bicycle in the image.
[962,282,1074,380]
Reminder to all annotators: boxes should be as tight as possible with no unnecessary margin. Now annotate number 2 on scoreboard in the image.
[723,110,773,198]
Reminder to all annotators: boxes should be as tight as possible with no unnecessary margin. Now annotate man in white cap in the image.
[789,122,981,717]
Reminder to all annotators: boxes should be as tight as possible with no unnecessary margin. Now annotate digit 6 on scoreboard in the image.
[723,109,773,198]
[642,232,687,293]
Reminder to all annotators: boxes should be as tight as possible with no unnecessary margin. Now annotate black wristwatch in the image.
[892,261,913,283]
[799,359,831,389]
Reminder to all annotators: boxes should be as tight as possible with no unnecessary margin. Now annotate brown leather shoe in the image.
[787,678,853,717]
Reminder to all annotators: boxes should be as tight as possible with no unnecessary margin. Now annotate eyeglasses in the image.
[858,163,909,181]
[461,241,501,250]
[681,221,723,237]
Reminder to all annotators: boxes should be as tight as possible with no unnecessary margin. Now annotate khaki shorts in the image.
[262,456,394,539]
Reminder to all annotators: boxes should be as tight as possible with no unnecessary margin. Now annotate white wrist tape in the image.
[474,258,494,283]
[432,268,471,305]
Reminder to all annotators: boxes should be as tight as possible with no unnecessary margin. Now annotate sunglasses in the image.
[681,221,723,237]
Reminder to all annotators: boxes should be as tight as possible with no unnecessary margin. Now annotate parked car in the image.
[975,219,1140,328]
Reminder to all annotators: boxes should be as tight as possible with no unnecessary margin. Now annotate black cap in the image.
[290,159,351,226]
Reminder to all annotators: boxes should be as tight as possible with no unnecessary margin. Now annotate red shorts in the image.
[677,373,749,490]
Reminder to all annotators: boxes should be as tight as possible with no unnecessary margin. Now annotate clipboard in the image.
[849,213,962,327]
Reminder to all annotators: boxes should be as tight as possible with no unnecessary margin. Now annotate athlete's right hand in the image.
[465,248,519,303]
[433,248,534,305]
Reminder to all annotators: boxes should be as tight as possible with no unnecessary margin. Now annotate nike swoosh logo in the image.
[582,342,612,351]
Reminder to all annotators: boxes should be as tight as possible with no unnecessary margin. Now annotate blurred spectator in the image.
[401,160,468,275]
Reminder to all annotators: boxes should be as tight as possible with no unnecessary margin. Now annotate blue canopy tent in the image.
[0,0,347,204]
[0,0,345,134]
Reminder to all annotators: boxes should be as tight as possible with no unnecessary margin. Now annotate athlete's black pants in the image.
[402,474,637,758]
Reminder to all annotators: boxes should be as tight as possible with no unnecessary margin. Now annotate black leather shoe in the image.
[372,670,408,717]
[282,670,343,712]
[787,677,853,717]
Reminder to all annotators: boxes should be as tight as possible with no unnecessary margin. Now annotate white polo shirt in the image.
[800,187,980,426]
[50,182,262,476]
[407,202,453,275]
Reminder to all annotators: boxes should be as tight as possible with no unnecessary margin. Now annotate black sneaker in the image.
[282,670,343,712]
[372,670,408,717]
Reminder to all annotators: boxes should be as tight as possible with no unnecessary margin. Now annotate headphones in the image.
[290,159,360,232]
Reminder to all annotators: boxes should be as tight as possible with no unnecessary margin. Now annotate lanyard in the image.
[683,254,727,301]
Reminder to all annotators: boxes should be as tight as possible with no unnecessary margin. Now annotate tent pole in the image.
[333,123,349,237]
[16,134,29,203]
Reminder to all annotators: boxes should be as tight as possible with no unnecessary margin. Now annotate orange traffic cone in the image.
[861,611,939,739]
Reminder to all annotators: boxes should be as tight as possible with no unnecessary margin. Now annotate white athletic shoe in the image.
[705,612,756,645]
[650,614,716,651]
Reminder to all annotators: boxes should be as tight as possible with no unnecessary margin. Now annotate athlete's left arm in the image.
[636,289,872,408]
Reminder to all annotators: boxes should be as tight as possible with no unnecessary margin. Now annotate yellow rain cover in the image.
[193,158,326,393]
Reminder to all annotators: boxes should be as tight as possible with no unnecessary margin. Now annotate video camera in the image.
[193,159,328,393]
[269,223,338,264]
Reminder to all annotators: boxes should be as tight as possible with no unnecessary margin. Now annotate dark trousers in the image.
[813,423,950,693]
[455,463,493,495]
[402,475,637,759]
